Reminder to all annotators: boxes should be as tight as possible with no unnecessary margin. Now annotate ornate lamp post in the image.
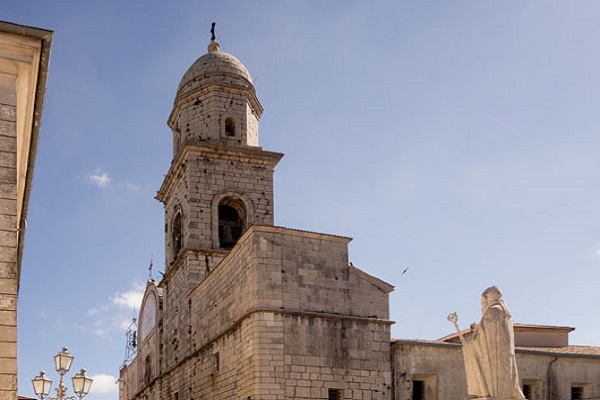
[32,348,93,400]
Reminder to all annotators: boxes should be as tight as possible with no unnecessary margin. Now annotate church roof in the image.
[391,338,600,358]
[437,323,575,343]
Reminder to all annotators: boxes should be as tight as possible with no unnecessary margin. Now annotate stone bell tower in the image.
[121,27,394,400]
[156,26,283,282]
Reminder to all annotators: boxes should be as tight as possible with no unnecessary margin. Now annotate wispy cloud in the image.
[111,285,144,310]
[87,283,145,338]
[88,170,112,188]
[90,374,118,394]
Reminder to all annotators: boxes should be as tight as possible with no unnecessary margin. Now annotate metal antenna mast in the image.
[121,317,138,369]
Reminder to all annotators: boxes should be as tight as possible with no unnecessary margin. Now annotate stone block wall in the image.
[253,227,390,319]
[281,314,392,400]
[393,341,465,400]
[0,75,17,400]
[176,88,258,149]
[161,144,279,268]
[127,225,394,400]
[393,340,600,400]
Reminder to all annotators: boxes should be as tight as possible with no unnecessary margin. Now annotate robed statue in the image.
[448,286,525,400]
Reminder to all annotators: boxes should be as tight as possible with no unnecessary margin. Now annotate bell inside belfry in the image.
[218,203,243,248]
[220,225,235,247]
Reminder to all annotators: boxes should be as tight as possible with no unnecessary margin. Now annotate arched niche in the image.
[212,192,254,249]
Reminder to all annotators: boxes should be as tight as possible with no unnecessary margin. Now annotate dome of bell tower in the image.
[168,26,263,154]
[176,40,254,99]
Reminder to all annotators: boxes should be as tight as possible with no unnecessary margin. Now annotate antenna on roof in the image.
[148,258,153,280]
[121,317,138,369]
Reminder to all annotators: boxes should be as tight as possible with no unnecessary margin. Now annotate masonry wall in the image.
[0,74,18,400]
[282,314,391,400]
[392,341,600,400]
[177,89,258,147]
[393,342,465,400]
[550,356,600,400]
[137,226,394,400]
[162,145,278,269]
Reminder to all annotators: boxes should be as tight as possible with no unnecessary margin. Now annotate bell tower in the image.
[157,26,283,280]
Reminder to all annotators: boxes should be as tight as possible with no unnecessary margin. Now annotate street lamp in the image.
[32,348,93,400]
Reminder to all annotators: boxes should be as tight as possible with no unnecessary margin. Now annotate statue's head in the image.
[481,286,502,305]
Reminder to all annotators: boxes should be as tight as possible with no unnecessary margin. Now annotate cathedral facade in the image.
[118,33,600,400]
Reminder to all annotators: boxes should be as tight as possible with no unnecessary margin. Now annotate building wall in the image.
[392,341,600,400]
[0,23,51,400]
[160,144,281,269]
[0,74,18,400]
[393,342,465,400]
[122,225,394,400]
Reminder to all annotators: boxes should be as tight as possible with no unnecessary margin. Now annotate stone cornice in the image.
[156,142,283,203]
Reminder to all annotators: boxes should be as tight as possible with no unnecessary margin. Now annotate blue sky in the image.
[5,1,600,399]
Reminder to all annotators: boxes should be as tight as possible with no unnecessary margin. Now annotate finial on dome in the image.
[207,22,221,53]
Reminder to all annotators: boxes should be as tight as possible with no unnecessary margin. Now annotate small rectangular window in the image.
[214,352,220,371]
[523,379,543,400]
[328,388,343,400]
[410,375,438,400]
[571,386,584,400]
[413,380,426,400]
[523,384,532,400]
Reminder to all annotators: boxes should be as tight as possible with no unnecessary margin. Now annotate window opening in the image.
[523,384,532,400]
[144,356,152,385]
[219,204,242,248]
[172,212,182,257]
[224,117,235,137]
[571,386,584,400]
[413,380,425,400]
[328,389,342,400]
[214,352,220,371]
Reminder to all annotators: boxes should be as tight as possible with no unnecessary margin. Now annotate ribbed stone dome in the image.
[176,40,253,99]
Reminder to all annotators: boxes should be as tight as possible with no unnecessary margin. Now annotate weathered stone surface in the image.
[121,36,393,400]
[459,287,525,400]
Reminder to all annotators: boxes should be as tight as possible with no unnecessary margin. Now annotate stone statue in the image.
[448,286,525,400]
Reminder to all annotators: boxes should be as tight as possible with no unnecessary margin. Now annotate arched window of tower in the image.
[218,197,246,248]
[224,116,235,137]
[172,212,183,257]
[144,355,152,385]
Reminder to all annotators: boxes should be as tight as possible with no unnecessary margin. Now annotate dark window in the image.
[219,204,242,248]
[413,380,425,400]
[572,387,584,400]
[328,389,342,400]
[144,356,152,385]
[225,117,235,136]
[214,352,220,371]
[172,212,182,257]
[523,384,532,400]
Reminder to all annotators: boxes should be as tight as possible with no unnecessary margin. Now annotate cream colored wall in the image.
[393,341,600,400]
[0,73,18,400]
[0,24,49,400]
[122,226,394,400]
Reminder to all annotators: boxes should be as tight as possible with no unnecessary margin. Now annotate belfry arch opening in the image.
[218,197,246,249]
[172,212,183,257]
